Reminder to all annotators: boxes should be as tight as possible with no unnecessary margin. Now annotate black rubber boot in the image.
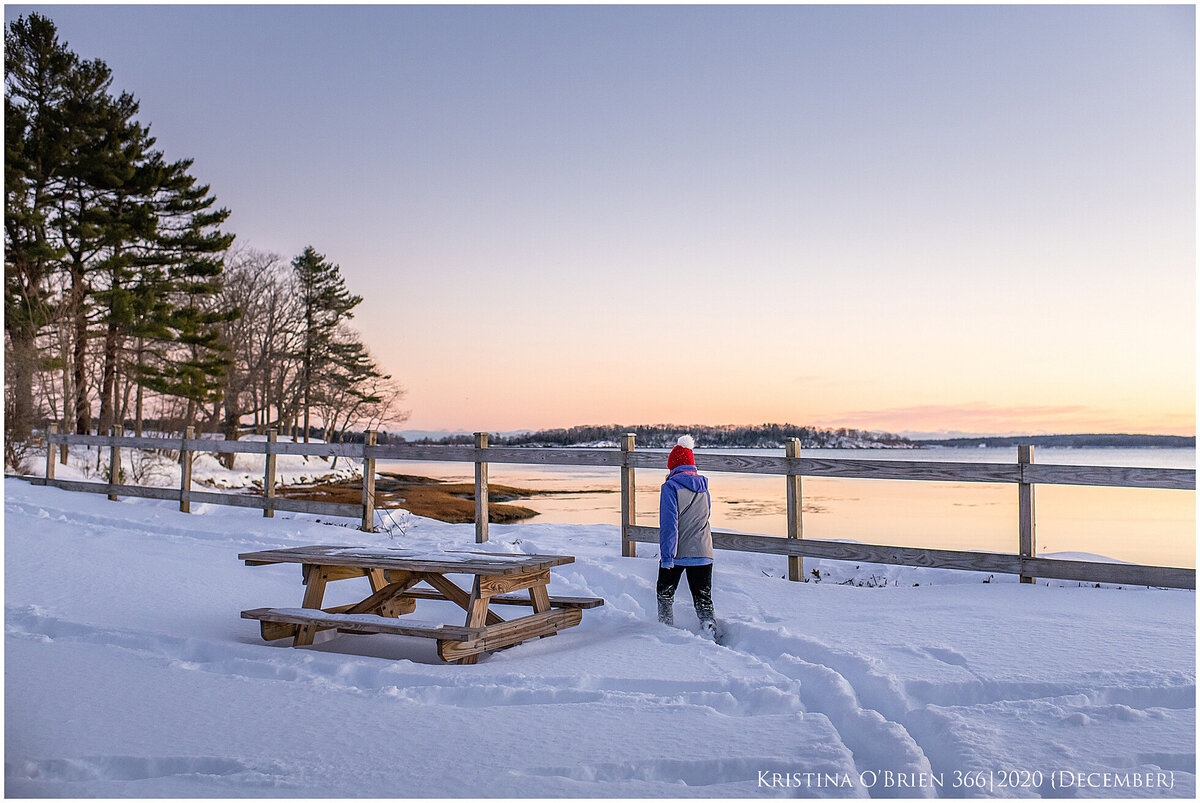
[692,579,715,627]
[657,595,675,626]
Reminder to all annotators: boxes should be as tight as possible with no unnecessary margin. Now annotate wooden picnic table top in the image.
[238,544,574,576]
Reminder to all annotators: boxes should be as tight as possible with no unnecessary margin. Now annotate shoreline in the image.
[275,471,615,524]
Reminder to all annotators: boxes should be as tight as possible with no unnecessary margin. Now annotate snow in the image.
[317,547,544,564]
[44,434,362,491]
[5,478,1194,797]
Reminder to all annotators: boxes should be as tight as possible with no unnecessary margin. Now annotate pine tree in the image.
[6,13,237,445]
[291,246,362,442]
[91,115,159,435]
[4,14,76,442]
[131,156,235,431]
[55,52,149,434]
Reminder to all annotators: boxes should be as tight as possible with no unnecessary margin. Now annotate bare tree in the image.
[315,329,408,438]
[209,246,311,451]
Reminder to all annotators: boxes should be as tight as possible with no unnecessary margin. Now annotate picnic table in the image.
[239,545,604,664]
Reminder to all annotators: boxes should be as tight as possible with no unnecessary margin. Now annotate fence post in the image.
[179,426,195,513]
[1018,445,1036,583]
[621,433,637,557]
[108,425,123,501]
[786,437,804,581]
[45,423,57,482]
[59,418,68,464]
[263,429,277,518]
[361,430,377,532]
[474,432,489,543]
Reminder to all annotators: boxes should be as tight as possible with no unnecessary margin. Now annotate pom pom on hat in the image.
[667,434,696,470]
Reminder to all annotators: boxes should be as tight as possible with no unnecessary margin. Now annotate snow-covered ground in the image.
[4,478,1194,798]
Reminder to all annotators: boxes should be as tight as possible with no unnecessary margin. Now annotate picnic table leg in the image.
[370,568,415,616]
[417,572,504,625]
[368,568,388,592]
[342,572,422,619]
[529,583,551,613]
[458,576,493,665]
[293,565,329,647]
[438,581,582,663]
[529,582,555,638]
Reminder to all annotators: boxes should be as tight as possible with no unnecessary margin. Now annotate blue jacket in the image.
[659,465,713,568]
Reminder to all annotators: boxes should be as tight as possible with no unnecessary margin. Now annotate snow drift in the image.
[4,478,1194,797]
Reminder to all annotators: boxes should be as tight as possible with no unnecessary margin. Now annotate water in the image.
[377,447,1196,569]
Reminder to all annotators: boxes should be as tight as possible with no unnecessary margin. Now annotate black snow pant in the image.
[657,564,714,623]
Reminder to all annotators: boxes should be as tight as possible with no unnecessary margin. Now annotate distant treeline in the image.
[914,434,1195,449]
[404,424,914,449]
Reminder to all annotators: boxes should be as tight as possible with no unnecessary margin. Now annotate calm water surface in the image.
[378,447,1195,569]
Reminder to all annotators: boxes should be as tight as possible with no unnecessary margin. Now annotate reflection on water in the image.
[724,499,791,518]
[377,447,1195,569]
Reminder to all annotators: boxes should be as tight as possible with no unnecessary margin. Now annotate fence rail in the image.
[45,433,1196,489]
[25,426,1197,590]
[623,527,1195,589]
[27,476,364,518]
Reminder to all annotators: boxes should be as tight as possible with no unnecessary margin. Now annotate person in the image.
[657,434,716,634]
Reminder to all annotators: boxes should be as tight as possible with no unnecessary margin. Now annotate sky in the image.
[7,3,1195,437]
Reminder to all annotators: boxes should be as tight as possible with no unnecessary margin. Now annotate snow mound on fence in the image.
[43,433,361,490]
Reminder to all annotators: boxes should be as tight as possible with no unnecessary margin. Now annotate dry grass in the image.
[275,472,583,524]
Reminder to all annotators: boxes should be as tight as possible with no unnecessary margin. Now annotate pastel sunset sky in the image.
[11,4,1194,436]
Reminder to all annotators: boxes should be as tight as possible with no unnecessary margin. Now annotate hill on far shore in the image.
[392,426,1193,450]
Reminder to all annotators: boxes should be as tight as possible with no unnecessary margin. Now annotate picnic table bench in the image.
[239,545,603,664]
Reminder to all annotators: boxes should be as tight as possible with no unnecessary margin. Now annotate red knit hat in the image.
[667,435,695,470]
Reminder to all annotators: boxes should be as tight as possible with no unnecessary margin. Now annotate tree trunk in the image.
[223,360,241,465]
[60,325,73,462]
[71,277,90,434]
[302,321,313,444]
[262,326,273,437]
[118,360,133,429]
[7,331,38,442]
[303,378,310,444]
[97,323,119,436]
[330,429,345,471]
[134,339,144,437]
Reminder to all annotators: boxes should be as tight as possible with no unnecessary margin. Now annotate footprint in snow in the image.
[922,646,970,669]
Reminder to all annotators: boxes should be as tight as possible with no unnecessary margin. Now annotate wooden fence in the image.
[26,426,1197,589]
